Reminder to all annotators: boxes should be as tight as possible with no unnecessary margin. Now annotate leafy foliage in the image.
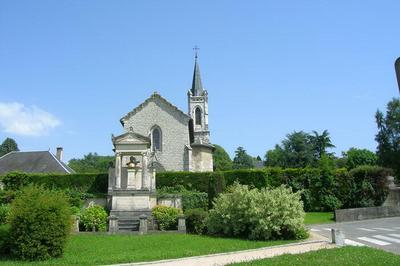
[8,185,71,260]
[0,224,11,255]
[232,147,254,169]
[0,138,19,157]
[0,172,108,194]
[185,208,208,234]
[157,185,208,211]
[343,147,378,170]
[265,130,335,168]
[213,144,233,171]
[152,205,182,230]
[157,166,391,212]
[0,204,10,225]
[68,152,114,173]
[207,183,307,240]
[80,204,108,232]
[375,98,400,177]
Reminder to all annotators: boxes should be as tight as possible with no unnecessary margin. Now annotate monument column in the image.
[142,152,149,189]
[115,152,122,189]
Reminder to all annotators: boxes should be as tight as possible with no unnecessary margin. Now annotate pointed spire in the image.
[191,46,204,96]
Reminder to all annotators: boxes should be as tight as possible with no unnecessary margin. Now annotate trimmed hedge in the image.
[157,166,392,211]
[0,172,108,194]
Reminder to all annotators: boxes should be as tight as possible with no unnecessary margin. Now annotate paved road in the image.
[310,217,400,254]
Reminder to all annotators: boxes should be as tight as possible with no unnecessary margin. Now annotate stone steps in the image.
[118,219,140,232]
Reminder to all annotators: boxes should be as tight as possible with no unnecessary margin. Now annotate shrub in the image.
[8,185,71,260]
[80,204,107,232]
[207,183,307,240]
[152,205,182,230]
[1,172,30,190]
[185,208,208,234]
[0,190,17,205]
[157,186,208,211]
[0,204,10,225]
[0,224,11,255]
[348,166,391,208]
[0,172,108,194]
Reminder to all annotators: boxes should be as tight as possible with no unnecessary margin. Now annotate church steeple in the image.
[191,47,204,96]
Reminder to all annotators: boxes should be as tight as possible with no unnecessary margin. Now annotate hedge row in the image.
[157,166,392,211]
[0,172,108,194]
[1,166,392,211]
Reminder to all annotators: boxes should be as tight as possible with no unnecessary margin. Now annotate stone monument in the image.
[108,131,157,231]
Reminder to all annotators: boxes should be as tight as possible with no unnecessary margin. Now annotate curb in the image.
[108,239,334,266]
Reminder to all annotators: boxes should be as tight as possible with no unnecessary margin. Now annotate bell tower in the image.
[188,48,210,145]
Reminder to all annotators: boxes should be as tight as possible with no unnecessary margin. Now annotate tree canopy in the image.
[213,144,233,171]
[0,137,19,157]
[68,153,114,173]
[375,98,400,176]
[342,147,378,170]
[265,130,335,168]
[232,147,254,169]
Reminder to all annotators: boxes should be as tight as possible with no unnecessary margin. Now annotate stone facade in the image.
[118,56,214,172]
[121,93,192,171]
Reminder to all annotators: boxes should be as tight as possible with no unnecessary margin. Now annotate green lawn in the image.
[0,233,296,265]
[232,246,400,265]
[305,212,334,224]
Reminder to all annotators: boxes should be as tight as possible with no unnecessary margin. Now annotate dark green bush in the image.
[0,224,11,255]
[0,172,108,194]
[0,190,17,205]
[157,166,392,212]
[9,185,71,260]
[152,205,182,230]
[1,172,30,190]
[0,204,10,225]
[348,166,392,208]
[157,186,208,211]
[185,208,208,234]
[80,204,107,232]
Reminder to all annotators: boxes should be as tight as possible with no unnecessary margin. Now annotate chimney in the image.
[56,147,63,161]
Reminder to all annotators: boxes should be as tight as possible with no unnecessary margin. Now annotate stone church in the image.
[117,55,214,172]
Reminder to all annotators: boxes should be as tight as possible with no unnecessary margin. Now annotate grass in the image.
[305,212,334,224]
[232,246,400,265]
[0,233,297,265]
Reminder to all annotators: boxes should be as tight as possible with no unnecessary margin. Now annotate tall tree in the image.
[309,130,335,159]
[68,153,114,173]
[232,147,254,169]
[0,137,19,157]
[375,98,400,176]
[213,144,233,171]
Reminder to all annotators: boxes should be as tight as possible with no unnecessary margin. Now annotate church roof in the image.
[0,151,75,175]
[120,92,191,126]
[191,56,204,96]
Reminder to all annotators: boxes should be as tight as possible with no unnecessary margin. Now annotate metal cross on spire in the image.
[193,46,200,60]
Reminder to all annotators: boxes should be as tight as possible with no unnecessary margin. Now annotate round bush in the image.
[152,205,182,230]
[185,208,208,234]
[207,183,307,240]
[8,185,71,260]
[80,204,107,232]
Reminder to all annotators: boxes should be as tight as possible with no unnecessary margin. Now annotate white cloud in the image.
[0,102,61,136]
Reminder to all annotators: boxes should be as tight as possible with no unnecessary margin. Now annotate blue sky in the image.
[0,1,399,161]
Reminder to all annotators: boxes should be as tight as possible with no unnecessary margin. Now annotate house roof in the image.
[120,92,191,126]
[0,151,75,175]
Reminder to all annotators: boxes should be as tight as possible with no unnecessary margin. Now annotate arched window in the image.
[151,127,162,151]
[195,107,202,126]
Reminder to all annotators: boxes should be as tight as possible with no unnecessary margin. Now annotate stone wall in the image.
[192,145,213,172]
[123,96,191,171]
[335,206,400,222]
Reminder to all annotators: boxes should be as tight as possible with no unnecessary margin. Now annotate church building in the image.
[117,55,214,172]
